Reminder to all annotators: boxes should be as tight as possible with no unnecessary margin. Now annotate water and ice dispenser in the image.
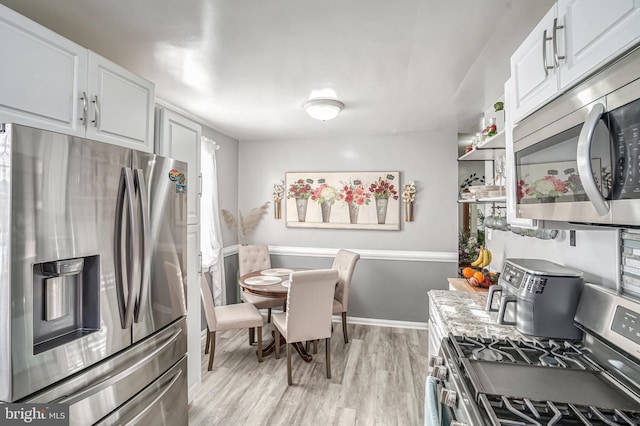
[32,255,100,354]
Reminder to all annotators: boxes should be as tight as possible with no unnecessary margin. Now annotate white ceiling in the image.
[0,0,554,141]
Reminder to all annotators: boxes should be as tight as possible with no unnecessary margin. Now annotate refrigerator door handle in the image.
[134,169,150,323]
[114,167,138,329]
[50,328,183,405]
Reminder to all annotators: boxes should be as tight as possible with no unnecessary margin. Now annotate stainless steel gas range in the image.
[429,284,640,425]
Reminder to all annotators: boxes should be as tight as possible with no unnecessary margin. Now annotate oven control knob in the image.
[428,355,444,367]
[439,388,457,407]
[433,365,448,381]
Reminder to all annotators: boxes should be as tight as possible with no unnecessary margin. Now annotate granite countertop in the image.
[428,289,526,340]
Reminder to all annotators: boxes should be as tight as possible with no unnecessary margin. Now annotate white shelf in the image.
[458,147,505,161]
[457,130,506,161]
[458,196,506,204]
[477,130,505,149]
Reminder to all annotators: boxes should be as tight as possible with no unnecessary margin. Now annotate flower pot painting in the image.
[285,172,400,230]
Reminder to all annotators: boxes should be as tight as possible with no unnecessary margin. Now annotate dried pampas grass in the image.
[220,201,270,243]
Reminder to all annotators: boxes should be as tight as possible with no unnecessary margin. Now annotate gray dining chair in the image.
[331,249,360,343]
[273,269,339,385]
[200,275,264,370]
[239,244,284,325]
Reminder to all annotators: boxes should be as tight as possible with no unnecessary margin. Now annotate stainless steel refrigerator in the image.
[0,123,189,425]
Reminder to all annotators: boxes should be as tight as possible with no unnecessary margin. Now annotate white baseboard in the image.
[336,315,428,330]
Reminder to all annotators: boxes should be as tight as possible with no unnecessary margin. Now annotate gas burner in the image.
[451,335,599,370]
[479,394,640,426]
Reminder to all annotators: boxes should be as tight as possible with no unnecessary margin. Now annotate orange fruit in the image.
[462,267,475,278]
[473,271,485,282]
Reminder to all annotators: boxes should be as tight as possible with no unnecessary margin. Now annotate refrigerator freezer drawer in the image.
[96,356,188,426]
[24,317,187,426]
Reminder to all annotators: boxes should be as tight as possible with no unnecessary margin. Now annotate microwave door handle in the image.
[134,169,150,323]
[577,103,610,216]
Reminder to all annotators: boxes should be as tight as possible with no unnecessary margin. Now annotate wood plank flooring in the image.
[188,322,429,425]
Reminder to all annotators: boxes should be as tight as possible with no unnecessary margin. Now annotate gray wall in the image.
[238,130,459,252]
[235,130,460,323]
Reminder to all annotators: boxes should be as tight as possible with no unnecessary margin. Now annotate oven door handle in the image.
[577,102,609,216]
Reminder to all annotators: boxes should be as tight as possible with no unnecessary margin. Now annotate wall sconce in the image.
[273,180,284,219]
[402,181,416,222]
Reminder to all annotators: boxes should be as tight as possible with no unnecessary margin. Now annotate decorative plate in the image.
[244,276,282,286]
[260,268,294,276]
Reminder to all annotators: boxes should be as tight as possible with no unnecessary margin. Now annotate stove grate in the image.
[479,394,640,426]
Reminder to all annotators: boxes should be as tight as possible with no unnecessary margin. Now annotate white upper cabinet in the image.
[86,52,155,151]
[558,0,640,89]
[511,1,640,124]
[510,5,559,124]
[0,5,155,151]
[155,108,202,225]
[0,6,87,136]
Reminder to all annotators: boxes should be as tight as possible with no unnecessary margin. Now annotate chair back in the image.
[285,269,339,343]
[331,250,360,310]
[238,245,271,276]
[200,274,218,332]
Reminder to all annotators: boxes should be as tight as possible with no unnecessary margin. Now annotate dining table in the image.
[237,268,314,362]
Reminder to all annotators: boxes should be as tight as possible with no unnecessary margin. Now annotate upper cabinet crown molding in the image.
[511,1,640,124]
[0,4,155,152]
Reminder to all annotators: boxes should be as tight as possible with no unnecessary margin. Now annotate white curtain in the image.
[201,137,226,305]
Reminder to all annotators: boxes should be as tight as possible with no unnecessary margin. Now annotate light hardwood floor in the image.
[188,321,429,425]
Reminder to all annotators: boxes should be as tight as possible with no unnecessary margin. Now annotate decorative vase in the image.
[274,200,281,219]
[405,201,414,222]
[375,198,389,224]
[320,201,332,223]
[348,203,359,224]
[295,198,308,222]
[537,196,556,203]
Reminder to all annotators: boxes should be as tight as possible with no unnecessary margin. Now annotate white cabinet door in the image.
[558,0,640,89]
[87,52,155,152]
[510,4,559,124]
[0,5,87,136]
[155,108,202,225]
[186,225,202,403]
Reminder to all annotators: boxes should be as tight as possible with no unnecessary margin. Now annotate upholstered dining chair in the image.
[331,249,361,343]
[238,245,284,324]
[200,275,264,371]
[273,269,339,385]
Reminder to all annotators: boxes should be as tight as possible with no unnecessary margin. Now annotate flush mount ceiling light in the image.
[302,99,344,121]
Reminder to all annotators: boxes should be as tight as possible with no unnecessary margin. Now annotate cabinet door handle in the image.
[198,173,203,197]
[80,91,88,127]
[91,94,100,128]
[542,29,554,77]
[552,18,565,68]
[198,251,203,274]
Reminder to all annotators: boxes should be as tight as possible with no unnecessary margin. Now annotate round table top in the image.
[238,270,291,298]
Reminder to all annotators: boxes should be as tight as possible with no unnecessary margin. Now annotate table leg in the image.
[260,331,312,362]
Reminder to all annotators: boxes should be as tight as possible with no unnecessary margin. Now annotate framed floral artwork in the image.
[285,172,401,230]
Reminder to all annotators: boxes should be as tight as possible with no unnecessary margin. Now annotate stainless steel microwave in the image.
[513,44,640,227]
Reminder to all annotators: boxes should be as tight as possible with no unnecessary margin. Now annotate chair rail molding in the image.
[268,245,457,263]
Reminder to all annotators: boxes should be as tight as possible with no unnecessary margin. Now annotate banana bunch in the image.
[471,247,492,268]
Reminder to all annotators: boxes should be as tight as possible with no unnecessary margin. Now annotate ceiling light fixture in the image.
[302,99,344,121]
